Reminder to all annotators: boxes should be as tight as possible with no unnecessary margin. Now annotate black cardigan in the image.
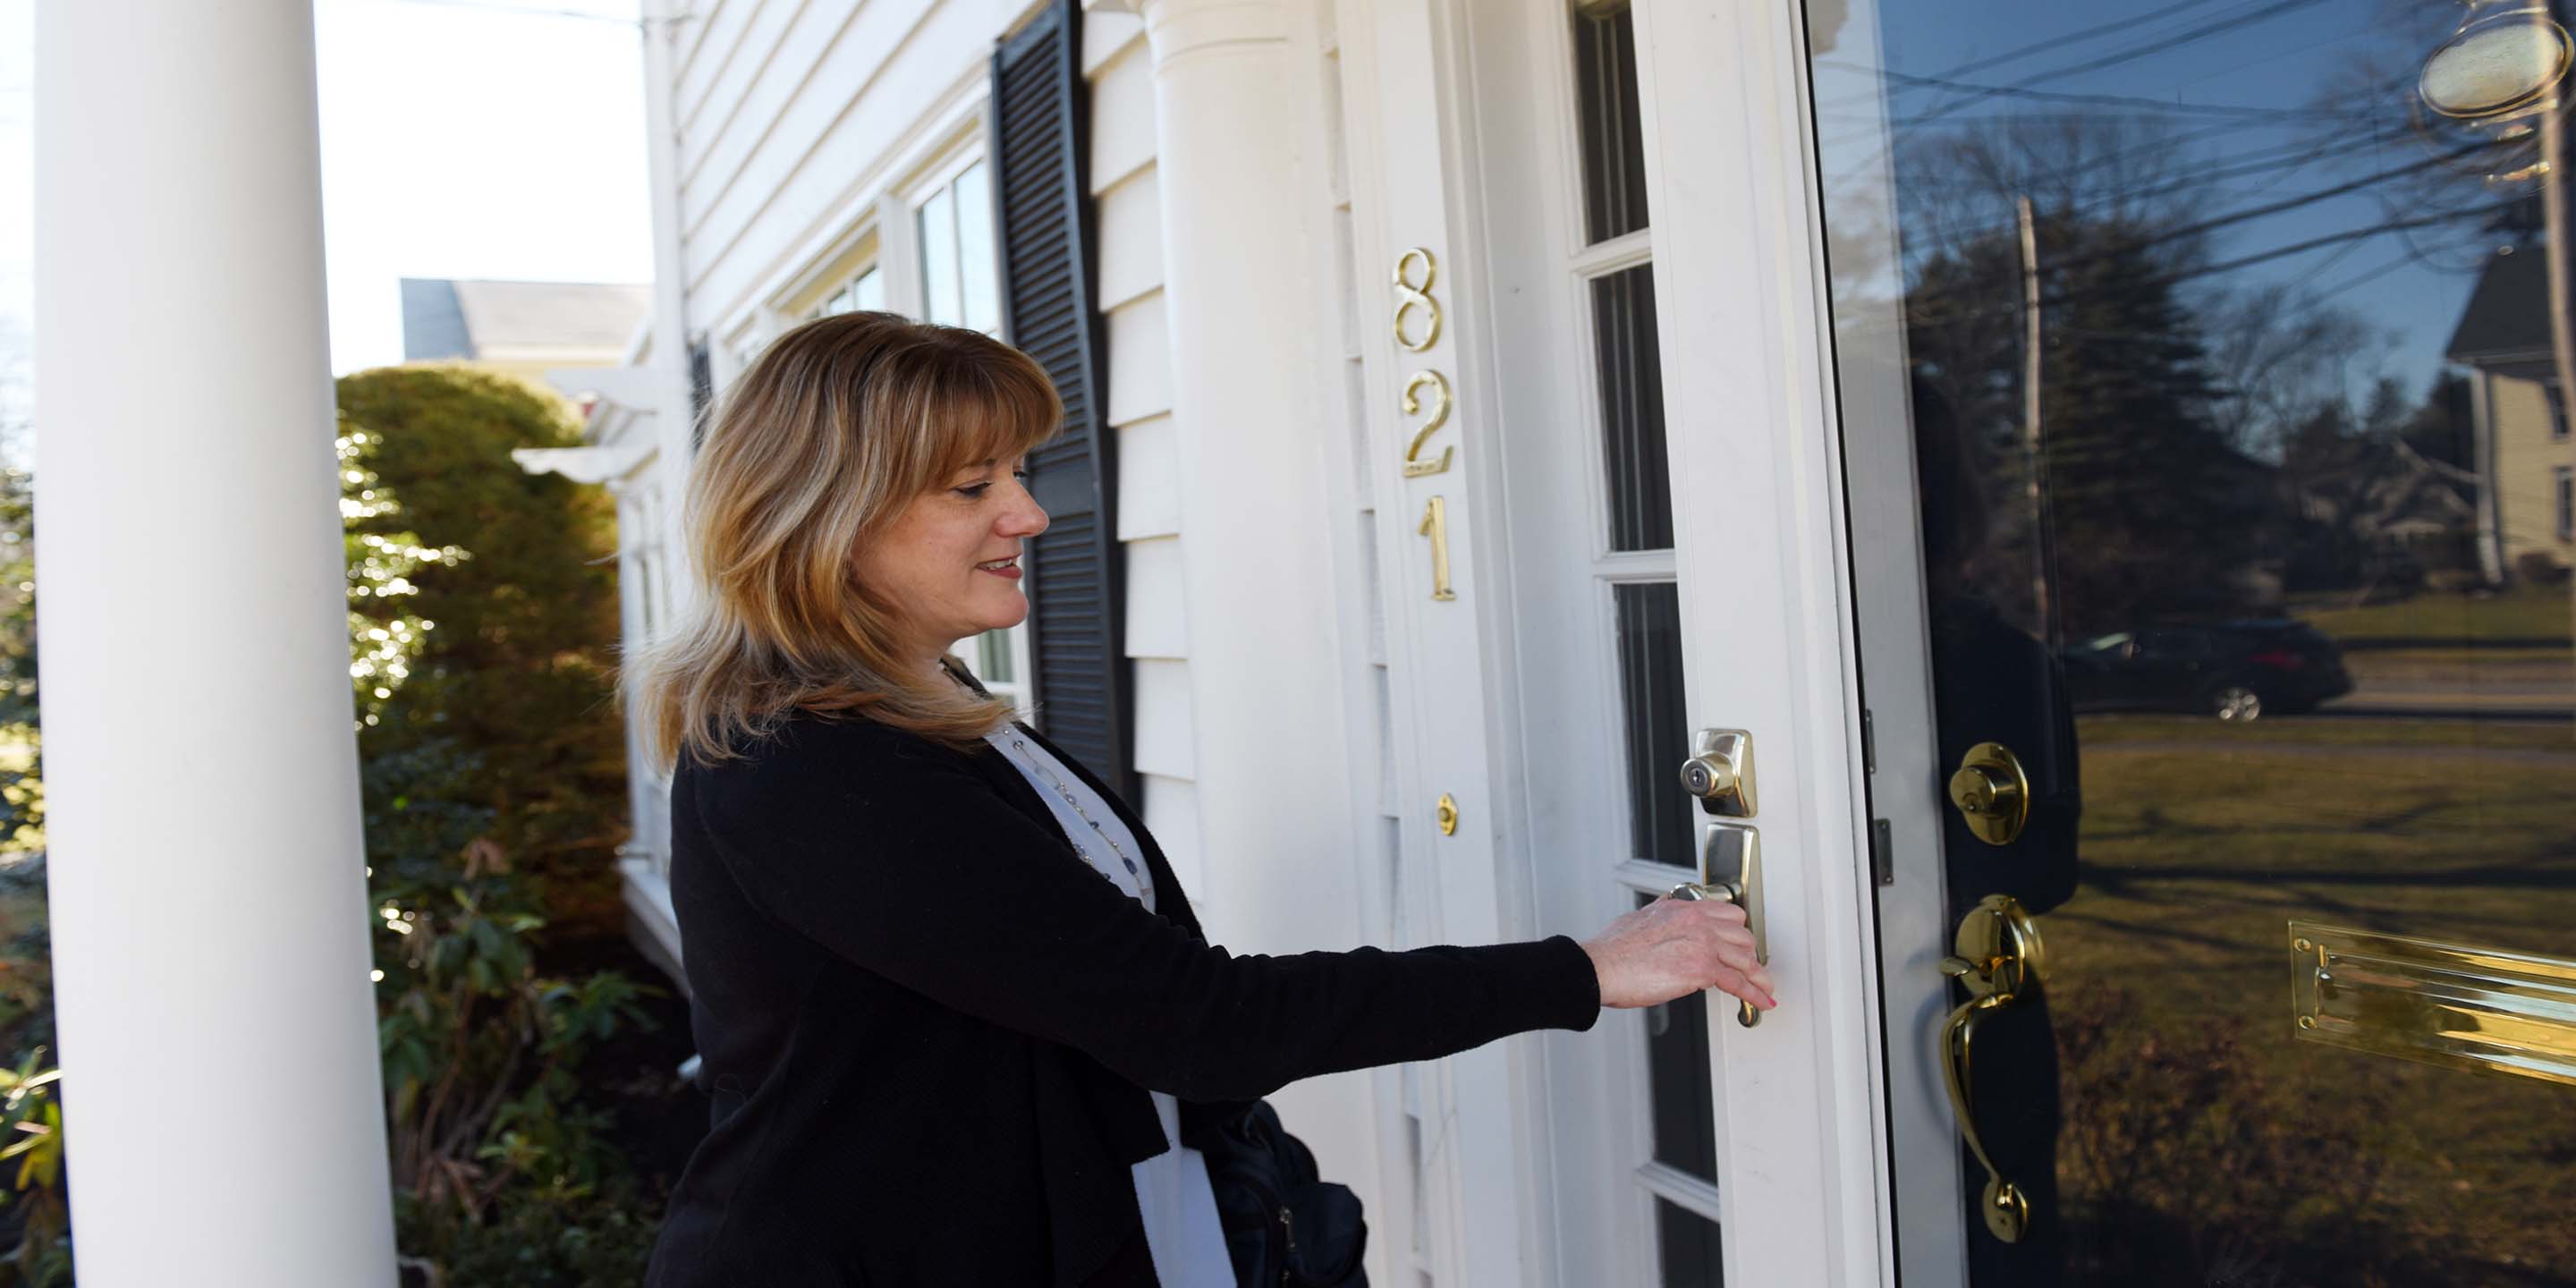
[640,703,1603,1288]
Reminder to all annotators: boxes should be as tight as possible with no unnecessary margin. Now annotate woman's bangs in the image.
[926,360,1062,483]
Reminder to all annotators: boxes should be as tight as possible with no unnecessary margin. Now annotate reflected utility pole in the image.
[2019,195,2061,652]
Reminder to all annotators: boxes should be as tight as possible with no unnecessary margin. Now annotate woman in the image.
[632,311,1775,1287]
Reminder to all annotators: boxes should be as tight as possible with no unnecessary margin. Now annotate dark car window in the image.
[2135,630,2214,660]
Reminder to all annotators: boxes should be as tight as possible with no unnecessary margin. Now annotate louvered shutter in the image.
[687,337,714,452]
[990,0,1131,800]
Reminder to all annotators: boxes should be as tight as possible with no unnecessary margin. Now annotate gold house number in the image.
[1418,496,1456,602]
[1392,247,1442,352]
[1401,370,1453,478]
[1394,247,1459,602]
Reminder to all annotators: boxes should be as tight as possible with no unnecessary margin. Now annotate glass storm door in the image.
[1807,0,2576,1284]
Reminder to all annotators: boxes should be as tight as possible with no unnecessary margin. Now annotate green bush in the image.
[340,368,664,1286]
[336,367,629,932]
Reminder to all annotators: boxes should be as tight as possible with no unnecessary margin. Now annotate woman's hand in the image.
[1580,894,1777,1013]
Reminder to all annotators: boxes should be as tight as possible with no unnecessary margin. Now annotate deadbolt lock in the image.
[1677,729,1758,818]
[1946,741,2030,846]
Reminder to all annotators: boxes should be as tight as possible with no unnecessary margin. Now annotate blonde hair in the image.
[629,310,1062,771]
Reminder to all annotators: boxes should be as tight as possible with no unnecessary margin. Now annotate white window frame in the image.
[902,143,1004,336]
[902,131,1027,711]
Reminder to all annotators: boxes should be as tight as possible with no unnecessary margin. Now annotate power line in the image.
[1928,0,2233,87]
[1857,64,2326,123]
[1899,0,2332,134]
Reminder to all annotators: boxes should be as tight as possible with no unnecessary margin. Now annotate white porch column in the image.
[1123,0,1384,1247]
[34,3,395,1284]
[1125,0,1361,960]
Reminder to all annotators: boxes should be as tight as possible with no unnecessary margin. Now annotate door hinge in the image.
[1860,708,1877,775]
[1869,818,1894,886]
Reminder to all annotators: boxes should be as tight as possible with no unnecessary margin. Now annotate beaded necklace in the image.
[1000,730,1156,910]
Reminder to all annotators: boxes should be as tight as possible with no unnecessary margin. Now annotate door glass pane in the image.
[955,161,1000,335]
[1813,1,2576,1282]
[1595,265,1674,551]
[1614,582,1691,869]
[1574,0,1649,243]
[852,265,884,314]
[1637,890,1718,1182]
[1655,1198,1724,1287]
[919,184,961,326]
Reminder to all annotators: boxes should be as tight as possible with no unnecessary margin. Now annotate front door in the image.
[1804,0,2576,1284]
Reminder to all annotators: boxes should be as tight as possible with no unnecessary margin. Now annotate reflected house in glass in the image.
[2447,249,2576,580]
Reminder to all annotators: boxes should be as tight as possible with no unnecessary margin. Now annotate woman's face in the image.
[855,454,1048,665]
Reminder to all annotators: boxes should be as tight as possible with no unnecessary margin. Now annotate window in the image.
[915,155,1019,697]
[2550,383,2573,443]
[917,160,1000,335]
[2557,465,2572,541]
[809,266,884,319]
[964,623,1034,716]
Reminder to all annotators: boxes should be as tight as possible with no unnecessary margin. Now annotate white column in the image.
[1125,0,1385,1239]
[1127,0,1360,957]
[33,4,395,1285]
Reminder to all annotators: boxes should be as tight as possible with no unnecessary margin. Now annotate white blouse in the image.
[982,726,1236,1286]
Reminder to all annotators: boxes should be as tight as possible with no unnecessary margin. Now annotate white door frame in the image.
[1630,0,1904,1282]
[1331,0,1582,1283]
[1341,0,1913,1280]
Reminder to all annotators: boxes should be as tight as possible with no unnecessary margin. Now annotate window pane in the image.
[956,162,1000,335]
[1574,2,1649,243]
[919,186,962,326]
[852,266,884,314]
[1614,582,1690,869]
[977,626,1016,684]
[1636,892,1719,1183]
[1593,264,1673,551]
[1655,1199,1724,1287]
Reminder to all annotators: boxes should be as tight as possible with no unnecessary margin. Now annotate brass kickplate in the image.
[2289,921,2576,1089]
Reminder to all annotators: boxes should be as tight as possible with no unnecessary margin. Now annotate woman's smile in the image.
[976,555,1023,580]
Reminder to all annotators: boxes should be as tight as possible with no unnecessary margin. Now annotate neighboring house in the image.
[399,276,653,394]
[2445,249,2576,581]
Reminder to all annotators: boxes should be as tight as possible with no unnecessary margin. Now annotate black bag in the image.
[1203,1100,1368,1287]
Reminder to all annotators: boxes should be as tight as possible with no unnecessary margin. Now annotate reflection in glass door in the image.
[1807,0,2576,1283]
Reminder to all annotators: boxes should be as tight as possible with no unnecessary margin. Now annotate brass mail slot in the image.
[2289,921,2576,1089]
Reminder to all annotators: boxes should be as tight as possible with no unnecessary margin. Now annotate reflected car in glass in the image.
[2060,621,2353,722]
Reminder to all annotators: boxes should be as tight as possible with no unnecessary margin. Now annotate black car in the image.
[2060,620,2352,722]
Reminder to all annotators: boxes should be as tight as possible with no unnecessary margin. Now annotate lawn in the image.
[2299,582,2573,646]
[2038,715,2576,1285]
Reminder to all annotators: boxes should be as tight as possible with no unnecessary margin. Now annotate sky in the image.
[0,0,657,439]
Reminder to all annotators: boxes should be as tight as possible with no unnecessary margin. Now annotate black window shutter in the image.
[990,0,1131,801]
[687,337,714,452]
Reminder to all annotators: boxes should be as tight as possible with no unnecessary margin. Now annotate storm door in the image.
[1809,0,2576,1283]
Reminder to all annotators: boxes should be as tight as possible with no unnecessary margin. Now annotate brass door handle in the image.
[1936,894,2045,1244]
[1669,822,1766,1028]
[1677,729,1758,818]
[1947,741,2030,846]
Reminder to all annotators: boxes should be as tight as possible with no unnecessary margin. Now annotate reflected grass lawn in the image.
[2300,583,2572,645]
[2046,716,2576,1285]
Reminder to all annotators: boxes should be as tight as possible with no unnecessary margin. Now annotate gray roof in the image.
[399,277,651,359]
[2444,249,2552,365]
[400,278,471,361]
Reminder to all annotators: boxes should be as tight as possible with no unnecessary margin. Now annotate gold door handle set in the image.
[1672,730,1767,1028]
[1940,740,2044,1244]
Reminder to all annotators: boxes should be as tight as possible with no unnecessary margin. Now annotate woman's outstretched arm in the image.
[695,716,1767,1102]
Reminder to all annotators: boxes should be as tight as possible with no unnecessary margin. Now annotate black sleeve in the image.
[693,719,1601,1102]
